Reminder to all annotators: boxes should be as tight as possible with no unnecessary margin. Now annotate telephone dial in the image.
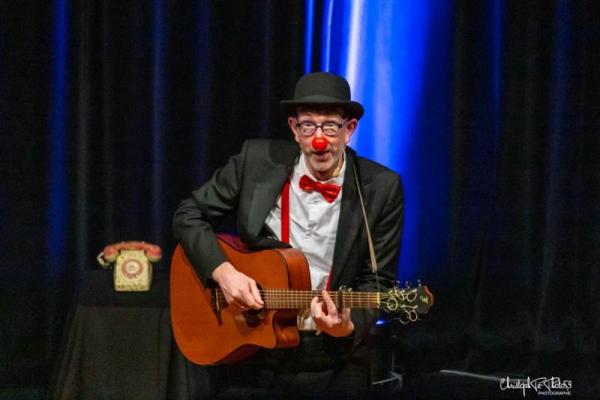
[97,241,162,291]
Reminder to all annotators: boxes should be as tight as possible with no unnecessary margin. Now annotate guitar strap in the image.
[352,162,378,273]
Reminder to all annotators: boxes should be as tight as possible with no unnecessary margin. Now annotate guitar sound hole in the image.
[242,309,264,327]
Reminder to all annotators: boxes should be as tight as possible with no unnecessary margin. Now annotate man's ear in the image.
[288,116,300,143]
[343,118,358,145]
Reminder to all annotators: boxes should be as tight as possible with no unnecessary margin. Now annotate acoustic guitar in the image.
[170,234,434,366]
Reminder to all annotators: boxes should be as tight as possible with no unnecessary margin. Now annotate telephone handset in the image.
[97,241,162,292]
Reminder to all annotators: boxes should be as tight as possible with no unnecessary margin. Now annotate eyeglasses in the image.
[295,119,347,137]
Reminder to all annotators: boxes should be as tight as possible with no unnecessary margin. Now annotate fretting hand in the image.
[310,290,355,337]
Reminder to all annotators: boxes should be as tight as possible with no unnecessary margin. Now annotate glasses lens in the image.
[299,121,316,136]
[297,120,345,137]
[322,122,340,135]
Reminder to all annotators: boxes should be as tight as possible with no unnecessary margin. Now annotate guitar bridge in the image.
[211,288,220,312]
[210,288,224,325]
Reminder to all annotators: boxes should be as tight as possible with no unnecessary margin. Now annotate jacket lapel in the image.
[246,158,293,239]
[329,150,371,289]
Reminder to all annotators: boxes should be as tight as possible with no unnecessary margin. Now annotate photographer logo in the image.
[500,376,572,397]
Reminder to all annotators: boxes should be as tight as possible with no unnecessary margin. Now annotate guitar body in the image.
[170,235,311,365]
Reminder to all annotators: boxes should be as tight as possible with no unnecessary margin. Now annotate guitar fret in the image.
[256,290,383,309]
[217,289,383,310]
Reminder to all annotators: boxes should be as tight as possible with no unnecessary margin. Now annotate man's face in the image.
[288,110,357,181]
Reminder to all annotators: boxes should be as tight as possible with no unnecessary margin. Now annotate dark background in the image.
[1,0,598,398]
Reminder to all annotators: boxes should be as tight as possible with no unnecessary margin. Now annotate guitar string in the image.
[214,291,389,299]
[213,290,403,299]
[212,289,420,308]
[213,293,386,301]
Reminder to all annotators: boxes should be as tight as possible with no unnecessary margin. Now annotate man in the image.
[173,72,404,398]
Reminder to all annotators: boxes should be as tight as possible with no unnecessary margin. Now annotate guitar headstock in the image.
[380,281,434,324]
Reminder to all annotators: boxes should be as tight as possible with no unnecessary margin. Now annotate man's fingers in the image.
[216,266,264,310]
[249,281,264,308]
[226,295,246,312]
[308,293,355,337]
[321,290,338,317]
[240,285,262,310]
[311,296,322,319]
[341,307,351,322]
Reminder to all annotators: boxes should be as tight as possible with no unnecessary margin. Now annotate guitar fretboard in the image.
[215,289,381,309]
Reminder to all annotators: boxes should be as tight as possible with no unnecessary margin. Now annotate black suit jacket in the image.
[173,139,404,344]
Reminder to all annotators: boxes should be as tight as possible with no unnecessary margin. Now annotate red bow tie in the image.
[299,175,341,203]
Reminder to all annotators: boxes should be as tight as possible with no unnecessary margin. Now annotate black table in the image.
[51,270,213,400]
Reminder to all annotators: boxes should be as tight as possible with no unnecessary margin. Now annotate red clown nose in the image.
[311,136,328,151]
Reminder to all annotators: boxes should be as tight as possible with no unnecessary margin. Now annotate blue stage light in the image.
[304,0,315,73]
[48,0,68,272]
[310,1,452,280]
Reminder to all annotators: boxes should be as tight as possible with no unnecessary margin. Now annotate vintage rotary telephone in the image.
[97,242,162,291]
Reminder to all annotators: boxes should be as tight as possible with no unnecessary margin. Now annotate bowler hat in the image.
[280,72,364,119]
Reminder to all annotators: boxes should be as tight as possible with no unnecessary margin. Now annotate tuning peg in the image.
[405,281,411,289]
[418,279,422,287]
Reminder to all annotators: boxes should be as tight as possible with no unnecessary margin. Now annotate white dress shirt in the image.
[264,153,345,329]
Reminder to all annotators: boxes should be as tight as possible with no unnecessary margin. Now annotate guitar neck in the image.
[216,289,381,309]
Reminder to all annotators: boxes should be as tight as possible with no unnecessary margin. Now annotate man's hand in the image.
[211,261,264,312]
[310,290,355,337]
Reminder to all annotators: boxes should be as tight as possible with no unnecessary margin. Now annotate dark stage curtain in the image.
[399,1,600,397]
[0,0,305,395]
[0,0,598,398]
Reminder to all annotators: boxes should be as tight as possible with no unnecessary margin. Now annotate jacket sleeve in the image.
[172,141,249,284]
[351,173,404,344]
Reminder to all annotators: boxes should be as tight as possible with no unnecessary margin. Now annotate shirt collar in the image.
[296,151,346,186]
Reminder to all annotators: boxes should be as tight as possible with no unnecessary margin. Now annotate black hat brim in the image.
[280,96,364,120]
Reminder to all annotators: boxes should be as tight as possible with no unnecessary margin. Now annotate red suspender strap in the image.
[325,270,333,290]
[281,180,290,244]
